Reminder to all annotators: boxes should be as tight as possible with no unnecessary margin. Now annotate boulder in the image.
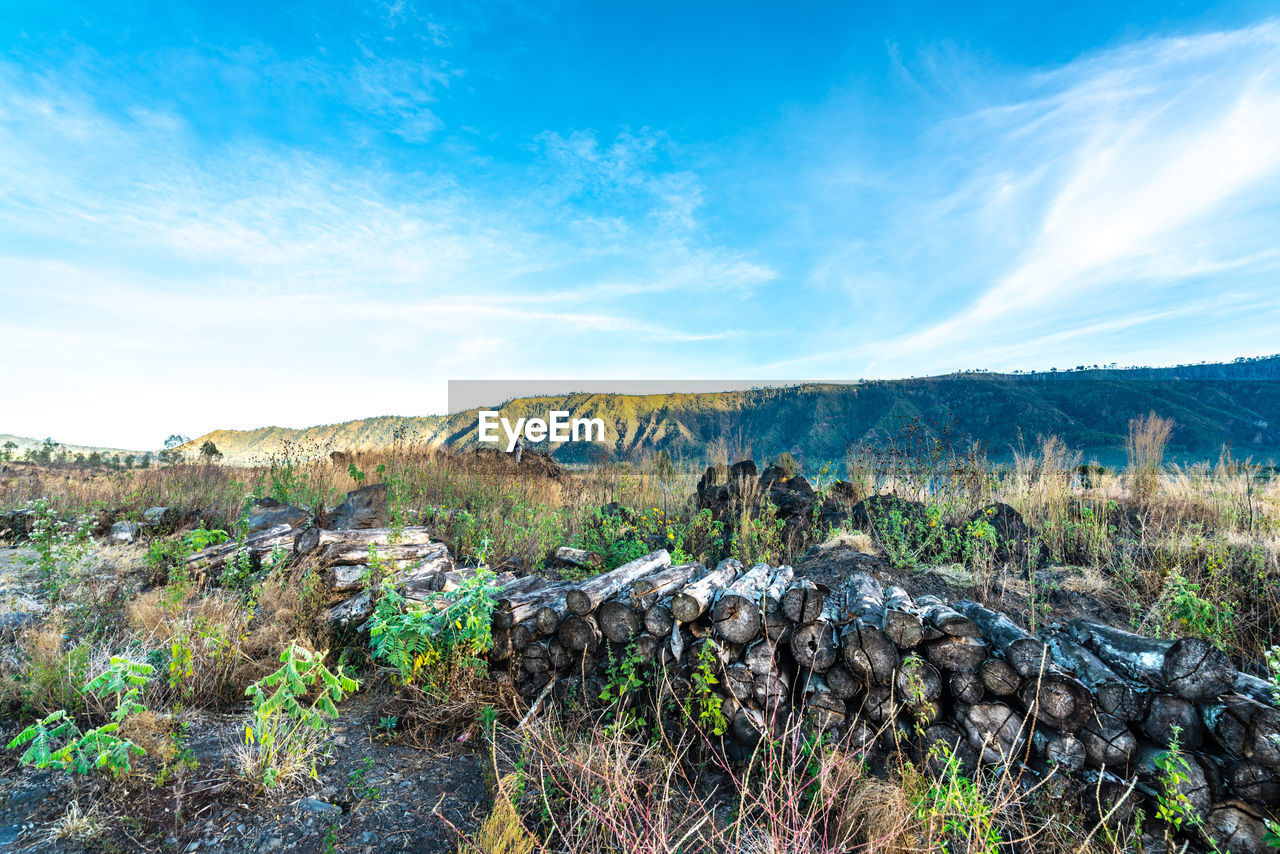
[245,498,307,533]
[326,484,388,530]
[967,503,1049,569]
[141,507,179,530]
[109,520,140,545]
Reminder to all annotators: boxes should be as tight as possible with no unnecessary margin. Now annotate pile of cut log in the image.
[487,551,1279,854]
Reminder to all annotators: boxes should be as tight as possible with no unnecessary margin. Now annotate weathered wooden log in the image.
[597,597,642,645]
[552,546,603,571]
[1047,633,1148,721]
[1071,619,1236,702]
[671,558,742,623]
[564,549,670,616]
[1232,672,1279,708]
[295,525,433,557]
[522,641,552,675]
[558,614,602,653]
[754,668,791,716]
[950,670,985,704]
[1018,670,1095,734]
[839,574,899,685]
[916,595,980,637]
[1142,693,1204,749]
[954,600,1052,678]
[781,578,823,623]
[1203,803,1272,854]
[1078,710,1138,770]
[924,635,988,672]
[187,523,294,570]
[979,658,1021,696]
[862,684,900,724]
[802,676,847,732]
[313,539,447,567]
[630,562,706,610]
[490,624,532,662]
[883,586,925,649]
[1202,695,1280,772]
[730,707,766,746]
[492,580,564,629]
[791,604,840,673]
[534,591,570,636]
[712,563,773,644]
[824,664,861,700]
[743,638,779,677]
[1032,727,1087,772]
[761,566,794,642]
[723,663,755,704]
[957,702,1030,765]
[643,599,675,638]
[845,720,880,756]
[896,656,943,707]
[1225,761,1280,805]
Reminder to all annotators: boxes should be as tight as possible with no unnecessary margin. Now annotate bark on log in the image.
[781,578,823,623]
[1232,672,1279,708]
[630,562,706,610]
[761,566,794,642]
[1047,633,1148,721]
[824,664,861,700]
[957,702,1030,765]
[802,677,847,733]
[954,600,1052,678]
[883,586,925,649]
[491,581,565,630]
[1225,762,1280,805]
[294,526,433,557]
[566,550,671,616]
[534,593,570,637]
[671,559,742,623]
[187,523,294,570]
[916,595,981,637]
[1142,693,1204,749]
[1078,710,1138,770]
[839,574,899,685]
[1204,804,1271,854]
[1071,619,1236,702]
[318,540,450,567]
[552,546,603,571]
[1130,744,1216,822]
[597,598,642,644]
[712,563,773,644]
[1202,695,1280,772]
[1017,669,1095,733]
[1079,769,1143,828]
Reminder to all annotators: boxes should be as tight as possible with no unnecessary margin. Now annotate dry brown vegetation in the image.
[0,428,1277,852]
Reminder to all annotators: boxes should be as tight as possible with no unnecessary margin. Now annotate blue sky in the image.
[3,1,1280,448]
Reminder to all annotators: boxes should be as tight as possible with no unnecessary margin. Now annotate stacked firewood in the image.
[486,550,1279,854]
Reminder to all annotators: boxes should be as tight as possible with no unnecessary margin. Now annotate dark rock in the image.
[967,503,1049,569]
[142,506,180,531]
[729,459,758,481]
[769,484,814,517]
[245,498,308,533]
[785,475,815,496]
[759,465,788,489]
[109,520,140,544]
[326,485,388,530]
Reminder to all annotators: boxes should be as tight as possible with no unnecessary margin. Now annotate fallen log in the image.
[1201,695,1280,773]
[630,562,706,610]
[839,574,899,685]
[319,540,451,567]
[883,586,924,649]
[957,701,1029,765]
[790,602,840,673]
[916,595,981,637]
[1203,803,1272,854]
[491,580,563,629]
[1071,619,1236,702]
[1232,672,1279,708]
[1032,727,1086,772]
[953,600,1052,679]
[597,597,642,644]
[566,550,671,616]
[558,614,602,653]
[1224,761,1280,806]
[534,592,571,637]
[950,670,985,704]
[643,599,675,638]
[978,658,1021,697]
[671,559,742,623]
[896,656,943,708]
[1047,633,1148,721]
[924,634,988,672]
[761,566,795,642]
[1142,693,1204,749]
[552,546,603,572]
[823,664,861,700]
[186,523,294,570]
[1132,744,1217,822]
[1078,710,1138,770]
[781,578,823,623]
[713,563,773,644]
[294,525,433,557]
[916,723,979,778]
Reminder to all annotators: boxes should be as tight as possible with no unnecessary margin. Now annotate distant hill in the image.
[0,434,147,461]
[177,356,1280,468]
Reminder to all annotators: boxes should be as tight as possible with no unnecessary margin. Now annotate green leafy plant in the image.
[1161,568,1236,649]
[686,637,727,736]
[241,644,359,790]
[1153,726,1203,839]
[7,657,153,778]
[25,498,94,599]
[913,739,1002,854]
[598,642,649,735]
[367,568,499,694]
